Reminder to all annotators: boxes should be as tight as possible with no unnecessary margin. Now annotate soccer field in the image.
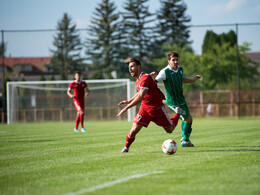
[0,117,259,195]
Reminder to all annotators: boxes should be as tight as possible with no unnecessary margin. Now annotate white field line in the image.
[63,171,165,195]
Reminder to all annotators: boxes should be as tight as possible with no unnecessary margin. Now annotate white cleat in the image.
[120,147,129,153]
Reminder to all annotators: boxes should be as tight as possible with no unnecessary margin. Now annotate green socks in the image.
[181,121,192,141]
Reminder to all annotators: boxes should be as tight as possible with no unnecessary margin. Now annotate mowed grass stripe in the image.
[0,118,259,195]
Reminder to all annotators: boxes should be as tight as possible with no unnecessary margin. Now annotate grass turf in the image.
[0,117,259,195]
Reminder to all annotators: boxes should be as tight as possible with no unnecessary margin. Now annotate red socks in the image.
[125,132,135,148]
[171,113,180,128]
[75,113,84,129]
[75,115,80,129]
[80,113,84,128]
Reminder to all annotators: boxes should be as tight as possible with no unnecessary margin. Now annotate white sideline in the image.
[63,171,164,195]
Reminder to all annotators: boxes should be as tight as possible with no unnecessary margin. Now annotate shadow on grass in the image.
[1,140,55,143]
[188,145,260,152]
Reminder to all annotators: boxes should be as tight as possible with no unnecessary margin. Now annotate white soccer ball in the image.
[162,139,177,155]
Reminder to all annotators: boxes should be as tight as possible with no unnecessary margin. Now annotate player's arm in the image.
[183,75,201,83]
[67,88,74,98]
[150,71,157,79]
[85,87,90,97]
[117,88,148,117]
[154,69,166,82]
[118,92,139,106]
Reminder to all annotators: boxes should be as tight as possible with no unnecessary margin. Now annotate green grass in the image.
[0,117,259,195]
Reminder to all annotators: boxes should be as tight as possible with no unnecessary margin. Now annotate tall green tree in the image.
[202,30,236,54]
[156,0,191,48]
[50,13,84,80]
[121,0,156,62]
[86,0,122,79]
[200,42,259,90]
[201,30,259,90]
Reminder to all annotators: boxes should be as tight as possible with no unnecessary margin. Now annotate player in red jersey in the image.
[67,72,90,133]
[117,58,181,153]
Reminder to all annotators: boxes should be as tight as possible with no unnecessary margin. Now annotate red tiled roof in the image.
[0,57,51,72]
[245,52,260,62]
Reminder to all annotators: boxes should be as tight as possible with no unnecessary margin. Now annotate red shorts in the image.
[134,105,172,129]
[73,98,84,112]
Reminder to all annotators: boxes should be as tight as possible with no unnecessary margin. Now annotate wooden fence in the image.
[1,90,259,123]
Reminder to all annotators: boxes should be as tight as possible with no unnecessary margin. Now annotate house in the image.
[245,52,260,63]
[0,57,51,76]
[0,56,92,93]
[0,57,55,93]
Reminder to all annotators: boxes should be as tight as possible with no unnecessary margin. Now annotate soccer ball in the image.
[162,139,177,155]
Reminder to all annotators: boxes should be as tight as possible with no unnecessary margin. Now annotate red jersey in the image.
[136,72,165,108]
[68,80,88,100]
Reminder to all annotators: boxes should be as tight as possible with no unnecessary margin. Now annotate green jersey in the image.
[155,65,186,106]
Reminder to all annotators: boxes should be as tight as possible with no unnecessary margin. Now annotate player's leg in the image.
[171,113,180,127]
[120,106,149,153]
[181,114,194,147]
[182,115,192,140]
[79,101,86,132]
[73,99,85,132]
[170,104,194,147]
[152,105,175,133]
[168,105,186,128]
[74,112,80,132]
[120,122,143,153]
[79,110,86,132]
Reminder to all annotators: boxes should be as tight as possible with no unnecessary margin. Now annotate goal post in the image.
[6,79,136,124]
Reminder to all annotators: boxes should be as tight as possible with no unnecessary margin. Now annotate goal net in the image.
[7,79,136,124]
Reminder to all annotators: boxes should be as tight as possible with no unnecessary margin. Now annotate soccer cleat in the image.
[174,106,186,115]
[180,137,183,143]
[74,128,80,133]
[120,147,129,153]
[81,128,87,133]
[181,140,194,147]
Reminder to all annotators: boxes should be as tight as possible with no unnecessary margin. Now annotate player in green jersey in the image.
[151,52,201,147]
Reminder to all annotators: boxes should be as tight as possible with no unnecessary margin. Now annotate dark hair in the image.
[75,71,81,75]
[166,52,179,60]
[129,58,141,66]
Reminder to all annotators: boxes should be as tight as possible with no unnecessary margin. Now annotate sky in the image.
[0,0,260,57]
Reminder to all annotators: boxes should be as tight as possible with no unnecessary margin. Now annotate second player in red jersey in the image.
[117,58,180,153]
[67,72,90,133]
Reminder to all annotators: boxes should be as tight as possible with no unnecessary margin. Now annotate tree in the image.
[0,41,7,57]
[156,0,191,48]
[200,30,259,90]
[86,0,122,79]
[50,13,84,80]
[121,0,156,62]
[200,42,259,90]
[202,30,236,54]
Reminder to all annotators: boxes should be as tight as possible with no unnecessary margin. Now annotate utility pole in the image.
[1,30,5,94]
[235,24,240,118]
[1,30,6,122]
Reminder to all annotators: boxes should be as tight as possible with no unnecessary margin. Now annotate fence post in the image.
[230,91,234,117]
[200,91,204,116]
[252,91,255,116]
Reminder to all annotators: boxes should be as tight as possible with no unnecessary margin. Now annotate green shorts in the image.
[168,103,190,121]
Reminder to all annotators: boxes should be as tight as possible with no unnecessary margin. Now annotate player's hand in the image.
[85,92,90,97]
[150,71,157,79]
[69,94,74,98]
[118,100,128,106]
[194,75,201,81]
